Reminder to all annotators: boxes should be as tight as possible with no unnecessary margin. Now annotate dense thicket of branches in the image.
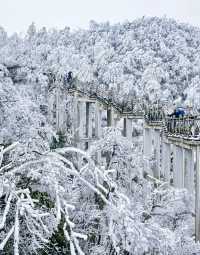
[0,131,199,255]
[1,17,200,110]
[0,17,200,254]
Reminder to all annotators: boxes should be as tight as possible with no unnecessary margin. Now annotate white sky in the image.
[0,0,199,34]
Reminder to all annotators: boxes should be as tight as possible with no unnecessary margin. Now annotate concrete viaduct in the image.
[48,77,200,241]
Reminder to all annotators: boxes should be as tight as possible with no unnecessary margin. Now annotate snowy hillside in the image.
[0,17,200,109]
[1,17,200,255]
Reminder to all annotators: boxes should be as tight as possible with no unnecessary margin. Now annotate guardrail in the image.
[165,116,200,139]
[144,106,200,140]
[46,73,200,139]
[44,72,147,117]
[144,106,164,125]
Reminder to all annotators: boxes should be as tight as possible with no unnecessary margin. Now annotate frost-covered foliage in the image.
[1,17,200,254]
[0,62,54,160]
[1,17,200,110]
[0,133,199,254]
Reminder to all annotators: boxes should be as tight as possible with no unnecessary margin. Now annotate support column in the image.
[113,113,119,128]
[95,103,102,164]
[95,102,102,139]
[143,127,153,175]
[107,108,114,127]
[154,129,161,179]
[86,102,93,138]
[184,148,194,194]
[123,118,132,140]
[72,96,79,143]
[195,146,200,241]
[123,118,127,137]
[161,142,171,183]
[114,116,119,128]
[78,101,85,139]
[173,145,184,188]
[144,128,152,158]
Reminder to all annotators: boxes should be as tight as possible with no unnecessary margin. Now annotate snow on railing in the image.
[165,116,200,140]
[45,71,200,141]
[145,106,200,140]
[47,74,145,116]
[144,105,164,125]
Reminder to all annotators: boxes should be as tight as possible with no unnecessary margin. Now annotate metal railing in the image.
[45,72,200,141]
[144,106,164,125]
[45,73,144,116]
[165,116,200,139]
[145,105,200,140]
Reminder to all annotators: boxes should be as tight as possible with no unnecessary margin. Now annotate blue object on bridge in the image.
[174,107,185,118]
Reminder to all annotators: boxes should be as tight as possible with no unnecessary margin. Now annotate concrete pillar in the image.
[173,145,184,188]
[95,102,102,139]
[127,119,132,140]
[144,128,153,159]
[114,117,119,128]
[184,148,194,194]
[123,118,132,140]
[72,96,79,142]
[143,127,153,175]
[161,142,171,183]
[195,146,200,241]
[86,102,93,138]
[95,103,102,164]
[113,113,119,128]
[107,108,114,127]
[78,101,85,139]
[153,129,161,179]
[123,118,127,137]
